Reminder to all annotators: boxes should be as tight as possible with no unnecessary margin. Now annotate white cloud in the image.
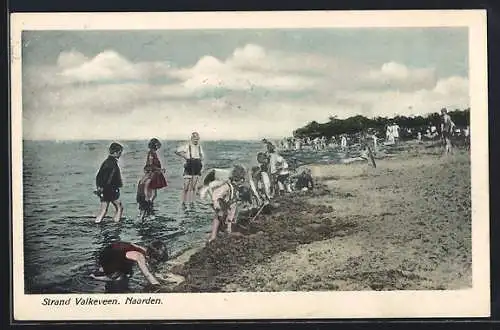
[22,45,469,140]
[56,50,89,69]
[365,61,436,91]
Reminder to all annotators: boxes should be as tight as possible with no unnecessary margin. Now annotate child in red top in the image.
[91,240,167,286]
[145,138,168,204]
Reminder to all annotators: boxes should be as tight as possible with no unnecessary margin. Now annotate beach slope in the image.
[161,144,471,292]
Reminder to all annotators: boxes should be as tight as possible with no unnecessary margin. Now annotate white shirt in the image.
[177,142,204,159]
[392,125,400,138]
[269,153,288,174]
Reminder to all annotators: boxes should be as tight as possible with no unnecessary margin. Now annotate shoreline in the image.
[154,141,471,292]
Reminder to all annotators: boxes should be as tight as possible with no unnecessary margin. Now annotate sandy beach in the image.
[155,141,471,292]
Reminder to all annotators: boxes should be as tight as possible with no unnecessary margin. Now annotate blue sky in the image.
[22,28,469,140]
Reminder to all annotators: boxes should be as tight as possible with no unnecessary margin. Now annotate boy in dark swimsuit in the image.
[94,142,124,224]
[175,132,204,209]
[91,240,167,286]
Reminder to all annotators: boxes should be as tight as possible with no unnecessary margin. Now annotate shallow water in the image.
[22,139,380,294]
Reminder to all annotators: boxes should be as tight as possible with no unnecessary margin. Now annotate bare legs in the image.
[443,136,453,156]
[95,202,109,223]
[181,178,190,207]
[111,200,123,222]
[95,200,123,223]
[208,206,235,243]
[181,176,200,208]
[208,216,220,243]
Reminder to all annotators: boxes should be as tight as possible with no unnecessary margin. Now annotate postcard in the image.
[10,10,489,320]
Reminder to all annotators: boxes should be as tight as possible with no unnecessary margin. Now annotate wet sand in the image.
[155,141,471,292]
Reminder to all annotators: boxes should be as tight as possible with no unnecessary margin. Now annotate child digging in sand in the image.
[208,165,246,243]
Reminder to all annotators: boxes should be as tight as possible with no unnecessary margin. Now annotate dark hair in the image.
[148,138,161,150]
[109,142,123,154]
[257,152,268,164]
[147,240,168,262]
[230,165,246,183]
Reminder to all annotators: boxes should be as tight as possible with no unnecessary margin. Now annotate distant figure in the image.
[294,138,302,151]
[91,241,167,286]
[295,168,314,191]
[440,108,456,155]
[341,135,348,151]
[417,131,422,142]
[175,132,204,209]
[136,165,154,220]
[208,165,246,243]
[94,142,124,224]
[392,123,400,144]
[464,125,470,150]
[144,138,168,204]
[372,134,378,153]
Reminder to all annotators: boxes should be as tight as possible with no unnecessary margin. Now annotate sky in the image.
[21,28,469,141]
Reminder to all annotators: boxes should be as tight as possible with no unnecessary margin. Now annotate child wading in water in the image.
[136,165,154,220]
[175,132,204,210]
[208,165,246,243]
[94,143,124,224]
[144,138,168,207]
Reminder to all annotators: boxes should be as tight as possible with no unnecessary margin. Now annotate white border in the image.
[10,10,490,320]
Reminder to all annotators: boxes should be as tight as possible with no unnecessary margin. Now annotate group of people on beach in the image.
[90,131,315,288]
[89,108,464,289]
[276,108,468,156]
[196,137,315,243]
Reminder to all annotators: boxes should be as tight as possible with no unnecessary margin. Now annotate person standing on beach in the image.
[144,138,168,206]
[175,132,204,209]
[341,135,348,151]
[440,108,456,155]
[392,123,400,145]
[94,142,124,224]
[464,125,470,150]
[372,134,378,154]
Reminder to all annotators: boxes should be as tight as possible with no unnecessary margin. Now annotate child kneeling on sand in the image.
[208,165,246,243]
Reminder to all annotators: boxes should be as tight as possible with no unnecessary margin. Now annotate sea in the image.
[21,139,359,294]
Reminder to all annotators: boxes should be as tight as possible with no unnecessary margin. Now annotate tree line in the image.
[293,108,470,139]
